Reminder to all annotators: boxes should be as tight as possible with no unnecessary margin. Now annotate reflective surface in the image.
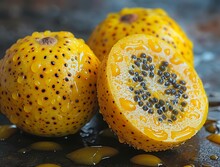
[0,0,220,166]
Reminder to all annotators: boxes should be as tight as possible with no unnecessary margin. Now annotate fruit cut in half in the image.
[0,31,100,137]
[97,34,208,152]
[88,8,194,65]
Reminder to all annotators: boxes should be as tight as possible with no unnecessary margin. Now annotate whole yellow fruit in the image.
[0,31,100,137]
[88,8,193,65]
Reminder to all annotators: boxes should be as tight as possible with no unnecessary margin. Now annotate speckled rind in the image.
[0,31,100,137]
[88,8,194,65]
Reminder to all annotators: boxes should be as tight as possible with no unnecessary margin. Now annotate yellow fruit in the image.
[88,8,193,65]
[97,34,208,152]
[0,31,100,137]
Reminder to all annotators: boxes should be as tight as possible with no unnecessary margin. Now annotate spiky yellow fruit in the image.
[97,34,208,152]
[88,8,193,65]
[0,31,100,137]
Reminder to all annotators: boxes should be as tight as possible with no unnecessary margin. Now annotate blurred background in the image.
[0,0,220,92]
[0,1,220,166]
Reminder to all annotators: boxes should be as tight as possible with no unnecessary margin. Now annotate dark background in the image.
[0,0,220,92]
[0,0,220,167]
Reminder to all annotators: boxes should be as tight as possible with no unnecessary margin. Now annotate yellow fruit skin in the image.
[97,34,208,152]
[0,31,100,137]
[88,8,193,65]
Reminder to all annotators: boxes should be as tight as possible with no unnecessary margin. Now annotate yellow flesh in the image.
[0,31,100,137]
[98,34,208,151]
[88,8,193,65]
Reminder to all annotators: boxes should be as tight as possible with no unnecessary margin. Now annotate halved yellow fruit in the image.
[97,34,208,151]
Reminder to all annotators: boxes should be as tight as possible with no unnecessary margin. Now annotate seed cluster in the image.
[128,53,189,123]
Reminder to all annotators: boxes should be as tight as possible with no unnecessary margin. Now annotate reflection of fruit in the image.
[97,34,208,152]
[0,31,100,137]
[88,8,193,65]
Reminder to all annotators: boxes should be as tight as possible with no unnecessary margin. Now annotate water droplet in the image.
[24,105,32,113]
[130,154,163,166]
[31,62,41,73]
[17,76,23,84]
[12,92,18,100]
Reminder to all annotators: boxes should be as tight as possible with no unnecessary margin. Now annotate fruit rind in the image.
[97,34,208,152]
[0,31,100,137]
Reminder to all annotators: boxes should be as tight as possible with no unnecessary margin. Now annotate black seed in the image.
[152,97,158,103]
[159,100,165,106]
[157,70,163,76]
[182,94,188,99]
[148,109,154,114]
[142,64,149,71]
[134,96,140,102]
[175,93,180,98]
[131,55,137,59]
[161,106,167,112]
[133,77,138,82]
[158,118,163,122]
[181,101,187,107]
[149,65,155,71]
[168,78,173,83]
[172,100,178,105]
[135,72,139,76]
[147,56,152,62]
[129,87,134,91]
[171,89,176,95]
[178,89,184,94]
[147,102,153,108]
[139,89,144,94]
[134,90,140,95]
[142,94,148,100]
[142,71,148,76]
[157,109,163,115]
[173,83,180,89]
[162,114,167,120]
[162,61,169,67]
[131,65,135,68]
[134,61,140,67]
[155,103,160,108]
[140,82,146,87]
[140,53,146,58]
[164,82,170,86]
[146,92,151,96]
[168,119,173,123]
[169,105,173,111]
[171,73,177,78]
[149,98,154,103]
[159,65,166,71]
[129,70,134,75]
[171,115,177,121]
[181,86,187,91]
[172,109,178,115]
[138,101,144,106]
[179,80,186,85]
[138,76,143,82]
[165,89,171,94]
[149,72,154,78]
[157,79,164,84]
[143,59,147,64]
[143,105,148,111]
[143,86,147,90]
[164,72,170,78]
[137,58,141,62]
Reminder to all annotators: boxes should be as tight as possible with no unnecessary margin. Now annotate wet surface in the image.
[0,0,220,166]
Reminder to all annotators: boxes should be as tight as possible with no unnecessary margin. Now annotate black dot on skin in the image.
[41,89,46,93]
[51,61,55,65]
[40,74,44,78]
[75,99,79,103]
